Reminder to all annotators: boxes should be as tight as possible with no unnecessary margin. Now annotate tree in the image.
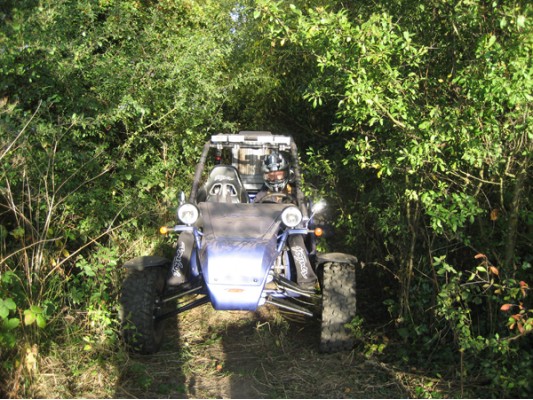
[1,1,281,395]
[256,0,532,395]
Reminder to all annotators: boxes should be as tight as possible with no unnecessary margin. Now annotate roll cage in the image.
[189,131,308,216]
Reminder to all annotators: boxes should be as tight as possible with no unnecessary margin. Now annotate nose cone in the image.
[202,237,277,310]
[196,202,287,311]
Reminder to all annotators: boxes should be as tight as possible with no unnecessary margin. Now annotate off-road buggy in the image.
[120,131,358,354]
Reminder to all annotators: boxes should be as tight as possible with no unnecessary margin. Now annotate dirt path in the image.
[114,305,410,399]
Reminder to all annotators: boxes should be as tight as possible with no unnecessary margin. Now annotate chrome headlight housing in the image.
[281,206,303,228]
[177,203,199,225]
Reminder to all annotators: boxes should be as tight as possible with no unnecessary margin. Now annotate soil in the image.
[114,305,412,399]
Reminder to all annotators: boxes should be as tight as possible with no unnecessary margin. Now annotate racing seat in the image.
[197,165,249,204]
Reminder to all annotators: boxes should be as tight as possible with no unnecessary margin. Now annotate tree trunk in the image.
[504,161,528,271]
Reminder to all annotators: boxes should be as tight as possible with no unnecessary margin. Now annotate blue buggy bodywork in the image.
[200,202,285,311]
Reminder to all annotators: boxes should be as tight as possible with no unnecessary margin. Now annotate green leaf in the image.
[83,264,96,277]
[30,305,43,314]
[3,298,16,311]
[4,317,20,330]
[24,310,36,326]
[36,314,47,329]
[517,15,525,28]
[1,332,16,349]
[418,120,431,130]
[500,17,508,29]
[1,271,16,285]
[10,226,25,240]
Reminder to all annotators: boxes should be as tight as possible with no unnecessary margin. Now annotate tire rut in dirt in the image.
[320,262,357,352]
[120,267,168,354]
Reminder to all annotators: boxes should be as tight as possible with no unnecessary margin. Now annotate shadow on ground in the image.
[114,314,188,398]
[220,314,409,398]
[114,304,412,399]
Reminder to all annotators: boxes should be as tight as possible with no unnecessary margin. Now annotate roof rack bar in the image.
[211,133,291,147]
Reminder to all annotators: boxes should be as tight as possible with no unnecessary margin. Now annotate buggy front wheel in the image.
[319,262,357,352]
[120,267,168,354]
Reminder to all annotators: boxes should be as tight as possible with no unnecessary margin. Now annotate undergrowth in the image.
[350,254,533,398]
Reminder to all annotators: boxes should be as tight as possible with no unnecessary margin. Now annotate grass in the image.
[7,302,469,399]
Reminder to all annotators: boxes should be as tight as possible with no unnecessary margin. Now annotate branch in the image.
[374,100,407,129]
[366,261,400,281]
[503,329,533,342]
[447,169,502,186]
[0,100,42,161]
[0,237,63,266]
[42,217,133,282]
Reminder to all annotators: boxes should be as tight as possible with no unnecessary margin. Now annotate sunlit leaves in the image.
[23,306,46,329]
[0,298,17,321]
[0,293,21,349]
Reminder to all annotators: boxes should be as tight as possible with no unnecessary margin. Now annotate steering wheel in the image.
[258,193,293,204]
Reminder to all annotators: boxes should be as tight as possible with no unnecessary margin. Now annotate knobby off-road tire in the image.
[320,262,357,352]
[121,267,167,354]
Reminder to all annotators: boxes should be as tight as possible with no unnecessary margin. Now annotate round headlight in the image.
[177,203,199,225]
[281,206,303,228]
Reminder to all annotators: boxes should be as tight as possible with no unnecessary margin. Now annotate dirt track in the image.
[114,305,411,399]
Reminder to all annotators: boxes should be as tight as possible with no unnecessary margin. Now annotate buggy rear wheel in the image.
[320,262,357,352]
[120,267,168,354]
